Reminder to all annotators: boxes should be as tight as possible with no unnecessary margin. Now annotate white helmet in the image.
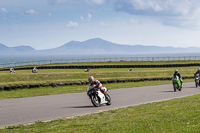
[198,68,200,71]
[88,76,94,84]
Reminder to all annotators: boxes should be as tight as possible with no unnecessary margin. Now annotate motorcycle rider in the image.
[88,76,109,100]
[173,69,182,87]
[194,68,200,76]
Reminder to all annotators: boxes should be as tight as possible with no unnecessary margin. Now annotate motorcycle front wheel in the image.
[195,81,198,87]
[173,84,176,92]
[91,95,100,107]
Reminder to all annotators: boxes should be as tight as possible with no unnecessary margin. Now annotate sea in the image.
[0,52,200,68]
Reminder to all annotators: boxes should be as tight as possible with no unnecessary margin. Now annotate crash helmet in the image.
[88,76,94,84]
[175,69,178,73]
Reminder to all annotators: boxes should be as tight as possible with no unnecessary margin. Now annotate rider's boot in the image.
[104,92,109,101]
[102,91,108,100]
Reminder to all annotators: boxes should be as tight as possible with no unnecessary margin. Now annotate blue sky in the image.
[1,0,200,50]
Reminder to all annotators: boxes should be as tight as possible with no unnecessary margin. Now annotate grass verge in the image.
[0,67,197,86]
[1,91,200,132]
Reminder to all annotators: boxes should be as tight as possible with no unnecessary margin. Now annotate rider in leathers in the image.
[194,68,200,76]
[88,76,108,100]
[173,69,182,87]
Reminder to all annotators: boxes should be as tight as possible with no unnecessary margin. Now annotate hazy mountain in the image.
[0,43,36,55]
[1,38,200,55]
[0,43,8,50]
[40,38,200,55]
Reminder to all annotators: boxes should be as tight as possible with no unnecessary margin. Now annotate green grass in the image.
[1,92,200,132]
[0,67,197,86]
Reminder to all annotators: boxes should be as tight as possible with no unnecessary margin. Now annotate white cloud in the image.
[115,0,193,15]
[25,9,38,15]
[67,21,79,28]
[129,18,138,24]
[86,0,107,5]
[99,22,110,27]
[80,13,92,21]
[114,0,200,29]
[0,8,7,13]
[48,0,107,5]
[48,0,70,4]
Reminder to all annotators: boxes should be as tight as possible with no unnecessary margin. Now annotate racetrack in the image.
[0,82,200,128]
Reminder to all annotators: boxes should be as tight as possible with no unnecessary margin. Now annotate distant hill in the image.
[0,43,36,55]
[1,38,200,55]
[39,38,200,55]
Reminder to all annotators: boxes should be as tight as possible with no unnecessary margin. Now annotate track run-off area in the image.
[0,82,200,128]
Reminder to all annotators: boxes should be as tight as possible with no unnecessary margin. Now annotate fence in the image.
[0,56,200,69]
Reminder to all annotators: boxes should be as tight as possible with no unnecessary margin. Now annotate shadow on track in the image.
[63,105,94,108]
[161,91,176,93]
[181,86,200,89]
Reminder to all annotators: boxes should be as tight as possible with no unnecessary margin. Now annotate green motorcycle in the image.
[172,76,182,92]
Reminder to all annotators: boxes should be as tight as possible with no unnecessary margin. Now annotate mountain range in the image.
[0,43,36,55]
[1,38,200,55]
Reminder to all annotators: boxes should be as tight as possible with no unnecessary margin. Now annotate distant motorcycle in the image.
[32,67,38,73]
[87,86,111,107]
[172,75,182,92]
[10,68,15,73]
[195,73,200,87]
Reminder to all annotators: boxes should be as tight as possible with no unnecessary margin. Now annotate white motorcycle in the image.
[32,67,38,73]
[87,86,111,107]
[10,68,15,73]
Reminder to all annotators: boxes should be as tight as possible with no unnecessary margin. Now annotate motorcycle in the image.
[172,75,182,92]
[10,68,15,73]
[195,73,200,87]
[87,86,111,107]
[32,67,38,73]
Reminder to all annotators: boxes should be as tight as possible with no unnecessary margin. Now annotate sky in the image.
[1,0,200,50]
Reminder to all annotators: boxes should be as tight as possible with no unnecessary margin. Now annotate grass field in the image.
[0,67,197,86]
[1,93,200,132]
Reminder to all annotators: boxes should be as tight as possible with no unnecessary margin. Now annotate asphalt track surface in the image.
[1,82,200,128]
